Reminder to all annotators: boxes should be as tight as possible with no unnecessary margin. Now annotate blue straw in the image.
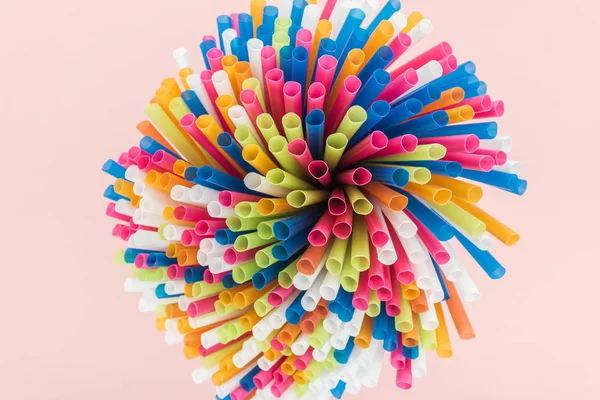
[372,310,389,340]
[334,337,355,364]
[402,191,455,241]
[334,27,369,82]
[272,227,311,260]
[181,90,208,117]
[402,344,419,360]
[216,15,233,51]
[139,136,179,158]
[256,25,273,46]
[222,272,237,289]
[358,46,394,85]
[334,8,366,58]
[465,81,487,98]
[376,98,423,131]
[353,69,391,109]
[155,284,180,299]
[286,291,307,325]
[305,109,325,160]
[288,24,302,48]
[310,38,337,84]
[239,366,261,392]
[431,257,450,300]
[348,100,390,147]
[383,316,399,352]
[215,229,251,245]
[339,305,355,323]
[104,185,128,202]
[331,381,347,399]
[366,166,409,188]
[460,169,527,195]
[147,253,177,267]
[438,75,479,94]
[184,267,208,284]
[273,206,323,240]
[397,84,441,108]
[292,45,309,95]
[231,37,249,62]
[416,122,498,140]
[329,287,353,318]
[396,160,463,177]
[253,260,289,290]
[200,39,217,69]
[196,166,256,194]
[365,0,401,35]
[185,167,224,191]
[280,46,294,81]
[238,13,254,42]
[431,61,476,91]
[262,6,278,32]
[291,0,307,26]
[102,159,127,180]
[124,248,153,264]
[454,229,506,279]
[217,132,258,174]
[385,110,449,138]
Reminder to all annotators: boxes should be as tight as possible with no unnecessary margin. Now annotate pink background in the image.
[2,0,598,398]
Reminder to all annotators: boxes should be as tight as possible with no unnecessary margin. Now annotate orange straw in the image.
[434,303,453,358]
[444,279,476,340]
[354,316,374,349]
[410,290,429,313]
[137,120,178,154]
[362,182,408,211]
[400,281,420,300]
[296,240,332,274]
[402,314,419,347]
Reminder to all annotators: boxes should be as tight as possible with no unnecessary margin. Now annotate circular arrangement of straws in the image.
[102,0,526,399]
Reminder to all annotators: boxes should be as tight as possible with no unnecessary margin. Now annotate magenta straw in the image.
[173,205,211,223]
[254,358,286,389]
[268,285,296,307]
[335,167,372,186]
[283,81,303,118]
[207,47,224,71]
[272,373,294,397]
[230,13,240,34]
[117,152,134,167]
[293,348,314,371]
[314,55,338,99]
[203,35,216,42]
[390,342,407,369]
[288,138,315,171]
[324,75,362,134]
[151,150,178,172]
[265,68,286,132]
[368,244,385,288]
[296,28,313,50]
[439,54,458,75]
[195,220,228,235]
[388,32,412,64]
[370,134,418,159]
[472,148,507,165]
[406,211,450,265]
[128,146,150,163]
[321,0,337,19]
[182,229,203,246]
[474,100,505,119]
[308,160,332,187]
[167,264,185,279]
[134,253,150,269]
[204,269,226,284]
[386,274,402,316]
[396,359,413,389]
[333,206,353,239]
[339,130,388,167]
[328,188,347,216]
[137,155,166,173]
[307,82,326,114]
[308,212,335,246]
[240,89,264,129]
[451,95,492,113]
[179,113,241,177]
[271,338,286,353]
[187,295,219,318]
[389,42,453,80]
[261,46,277,112]
[218,191,263,207]
[376,264,393,301]
[231,387,250,400]
[106,203,131,223]
[352,270,370,311]
[419,134,480,153]
[386,218,415,284]
[376,68,418,103]
[365,212,390,248]
[443,152,494,172]
[223,247,261,265]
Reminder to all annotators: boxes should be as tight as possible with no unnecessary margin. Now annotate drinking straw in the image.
[307,20,333,84]
[255,114,281,145]
[291,46,309,95]
[137,122,178,154]
[207,48,225,72]
[222,28,239,55]
[335,168,371,186]
[321,0,337,20]
[265,69,286,131]
[217,15,233,51]
[240,90,264,126]
[266,137,304,178]
[334,8,366,58]
[273,32,291,66]
[325,49,365,114]
[232,38,249,62]
[365,166,409,188]
[300,4,321,34]
[280,45,293,81]
[238,13,253,42]
[267,169,314,192]
[332,204,353,239]
[283,81,303,117]
[305,109,325,160]
[335,105,367,140]
[306,82,326,115]
[307,160,331,187]
[339,130,388,168]
[313,55,338,100]
[287,138,314,171]
[362,20,395,66]
[323,133,348,171]
[365,0,401,35]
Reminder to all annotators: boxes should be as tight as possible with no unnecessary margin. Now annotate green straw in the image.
[372,144,447,162]
[350,215,370,271]
[337,105,367,140]
[324,132,348,171]
[419,315,438,352]
[256,243,279,268]
[226,215,264,231]
[232,260,261,283]
[234,232,278,251]
[267,168,316,190]
[282,112,304,142]
[395,295,414,333]
[286,189,329,208]
[341,245,360,292]
[326,237,349,275]
[366,290,381,317]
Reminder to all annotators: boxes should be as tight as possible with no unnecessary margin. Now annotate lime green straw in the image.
[268,136,305,177]
[114,249,126,265]
[372,144,447,162]
[155,304,167,318]
[324,132,348,171]
[272,32,290,66]
[200,341,244,368]
[232,260,261,283]
[226,215,264,231]
[428,200,487,238]
[395,295,414,333]
[341,245,360,292]
[326,237,349,275]
[307,321,329,349]
[337,105,367,140]
[241,77,267,111]
[267,168,315,190]
[235,125,266,152]
[274,17,292,34]
[256,243,279,268]
[344,185,373,215]
[278,258,300,288]
[294,382,309,397]
[286,189,329,208]
[304,359,325,381]
[254,286,276,317]
[192,281,225,298]
[235,201,263,218]
[350,215,370,271]
[282,112,304,142]
[419,315,438,352]
[366,290,381,317]
[234,232,278,251]
[257,217,285,240]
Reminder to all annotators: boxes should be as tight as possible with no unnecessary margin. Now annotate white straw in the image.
[164,279,185,295]
[399,234,427,263]
[330,326,351,350]
[186,73,219,121]
[323,313,343,334]
[212,69,237,99]
[247,38,265,88]
[125,165,146,183]
[207,201,236,218]
[423,254,445,303]
[362,346,385,387]
[177,295,192,311]
[163,224,187,241]
[216,363,255,398]
[133,209,167,228]
[253,310,276,341]
[301,4,322,34]
[329,0,354,39]
[279,0,294,18]
[320,270,341,301]
[390,11,408,34]
[357,338,378,368]
[164,331,184,345]
[268,291,300,329]
[301,268,327,311]
[407,18,433,46]
[371,202,398,264]
[291,332,310,356]
[258,354,281,371]
[444,241,481,302]
[115,199,136,216]
[380,205,417,238]
[229,105,260,137]
[244,173,292,197]
[493,160,522,174]
[124,278,158,293]
[313,341,333,362]
[129,231,169,251]
[192,365,219,384]
[419,294,440,330]
[189,184,220,206]
[361,0,381,28]
[172,47,191,69]
[438,241,463,282]
[222,28,238,55]
[411,350,427,378]
[344,309,365,337]
[480,136,513,152]
[189,309,246,329]
[293,249,327,290]
[402,60,443,97]
[169,185,194,205]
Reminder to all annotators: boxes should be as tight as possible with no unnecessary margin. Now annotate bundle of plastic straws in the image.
[102,0,527,398]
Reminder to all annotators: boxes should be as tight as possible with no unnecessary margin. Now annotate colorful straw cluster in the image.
[102,0,526,398]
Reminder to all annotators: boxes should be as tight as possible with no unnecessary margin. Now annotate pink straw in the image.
[203,35,216,42]
[419,134,480,153]
[112,223,125,238]
[187,295,219,318]
[443,152,494,171]
[386,273,402,316]
[134,253,150,269]
[296,28,313,51]
[120,226,134,241]
[321,0,337,20]
[240,89,265,128]
[314,55,338,100]
[307,82,326,114]
[231,387,251,400]
[365,211,390,248]
[128,146,150,162]
[386,218,415,284]
[268,286,296,307]
[388,33,412,64]
[223,247,262,265]
[117,152,134,167]
[207,48,224,71]
[370,134,418,159]
[308,211,336,246]
[439,54,458,74]
[288,139,314,171]
[137,155,166,173]
[368,243,385,289]
[283,81,303,118]
[230,13,240,34]
[265,68,286,132]
[195,220,227,235]
[253,358,286,389]
[352,270,370,311]
[261,46,277,112]
[179,114,241,177]
[218,191,263,207]
[474,100,505,119]
[308,160,332,187]
[376,68,418,103]
[339,130,388,168]
[182,229,203,246]
[472,148,507,165]
[333,206,353,239]
[390,338,407,369]
[204,269,226,284]
[396,359,413,390]
[201,70,230,129]
[335,167,372,186]
[151,150,179,172]
[270,337,286,353]
[324,75,361,133]
[292,348,314,370]
[328,188,347,216]
[406,211,450,264]
[388,42,453,80]
[173,205,211,223]
[106,203,131,223]
[167,264,185,279]
[271,373,294,398]
[450,95,492,113]
[200,332,251,357]
[376,263,393,301]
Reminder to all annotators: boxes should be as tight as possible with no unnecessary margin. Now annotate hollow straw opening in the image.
[158,173,173,189]
[465,135,480,153]
[272,245,289,260]
[371,131,389,148]
[257,114,275,131]
[280,46,293,61]
[399,135,418,153]
[428,144,447,160]
[308,231,327,246]
[265,68,284,82]
[228,105,245,120]
[223,248,237,264]
[234,62,251,74]
[283,81,301,97]
[352,255,369,270]
[351,168,372,185]
[412,168,432,184]
[306,109,325,125]
[177,251,188,265]
[217,133,233,147]
[446,55,458,71]
[344,75,362,94]
[137,156,151,170]
[288,139,308,156]
[459,106,475,121]
[495,151,508,166]
[372,231,389,248]
[273,222,290,240]
[200,69,214,82]
[194,222,209,236]
[233,293,248,309]
[253,272,267,289]
[216,95,235,108]
[374,69,391,85]
[196,114,213,130]
[440,41,453,56]
[348,107,367,123]
[257,223,273,240]
[236,126,251,141]
[261,45,276,60]
[240,89,256,105]
[222,55,237,68]
[267,169,285,185]
[327,133,348,150]
[318,55,337,71]
[166,265,179,280]
[333,221,352,239]
[257,199,276,215]
[134,254,146,268]
[479,156,495,172]
[372,100,391,117]
[352,297,369,312]
[494,101,505,116]
[242,145,260,162]
[392,169,408,186]
[432,188,452,205]
[283,113,301,129]
[377,287,392,301]
[308,161,329,179]
[287,191,307,208]
[212,70,229,85]
[128,146,142,159]
[151,150,165,164]
[328,197,347,215]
